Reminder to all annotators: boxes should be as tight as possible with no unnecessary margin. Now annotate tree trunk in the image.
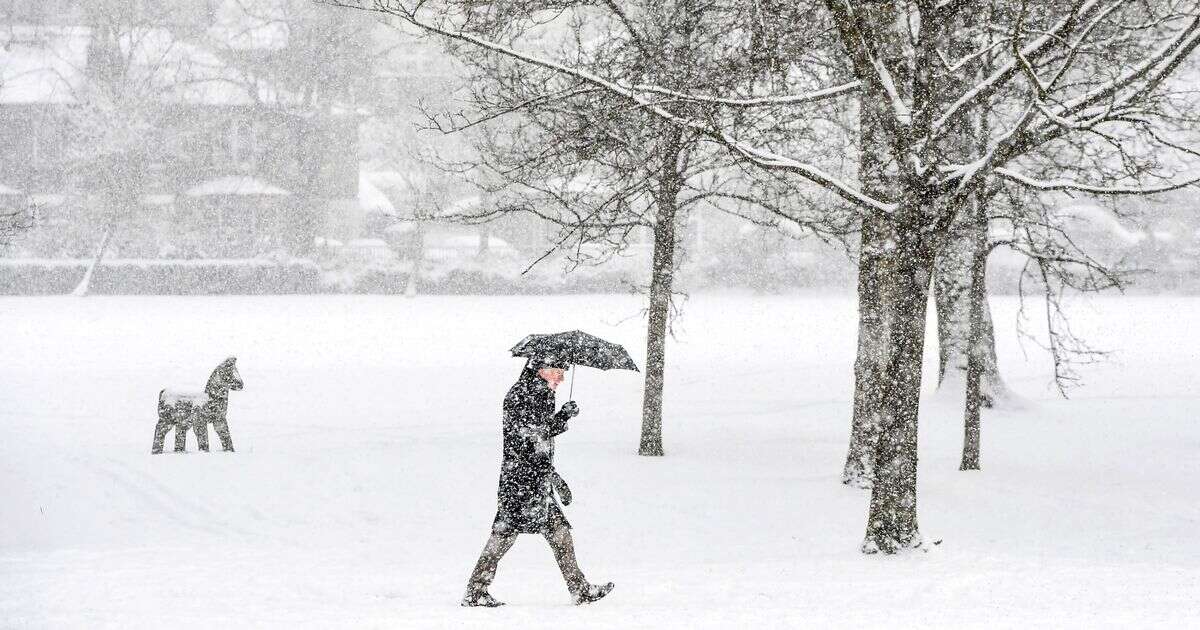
[72,220,115,297]
[639,130,684,457]
[960,301,984,471]
[934,212,1007,406]
[842,214,892,488]
[405,221,425,298]
[638,213,674,456]
[862,217,935,554]
[960,199,988,470]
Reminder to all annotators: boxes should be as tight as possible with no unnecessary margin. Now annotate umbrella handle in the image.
[569,369,575,400]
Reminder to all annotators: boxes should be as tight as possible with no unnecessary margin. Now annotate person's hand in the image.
[559,401,580,419]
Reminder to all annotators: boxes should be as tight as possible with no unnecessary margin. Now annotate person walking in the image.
[462,358,613,607]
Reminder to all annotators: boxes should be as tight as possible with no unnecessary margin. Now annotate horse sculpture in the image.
[152,357,244,454]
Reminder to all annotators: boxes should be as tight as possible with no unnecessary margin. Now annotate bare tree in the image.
[362,134,465,296]
[948,169,1139,470]
[47,2,204,295]
[408,8,705,457]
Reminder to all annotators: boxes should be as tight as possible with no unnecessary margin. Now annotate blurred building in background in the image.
[0,0,359,260]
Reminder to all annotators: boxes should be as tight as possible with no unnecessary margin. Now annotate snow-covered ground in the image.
[1,293,1197,629]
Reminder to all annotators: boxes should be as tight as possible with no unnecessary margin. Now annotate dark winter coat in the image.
[493,367,574,534]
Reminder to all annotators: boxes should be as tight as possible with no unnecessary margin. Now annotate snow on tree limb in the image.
[721,134,897,215]
[627,81,863,108]
[1052,17,1200,121]
[994,167,1200,195]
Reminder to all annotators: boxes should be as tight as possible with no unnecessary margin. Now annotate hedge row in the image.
[347,268,640,295]
[0,259,642,295]
[0,259,323,295]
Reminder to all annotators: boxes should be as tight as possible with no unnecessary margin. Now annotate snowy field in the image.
[1,293,1197,629]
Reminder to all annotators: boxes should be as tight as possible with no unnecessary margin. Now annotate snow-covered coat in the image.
[492,367,574,534]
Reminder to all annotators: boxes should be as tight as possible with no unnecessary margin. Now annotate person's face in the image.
[537,367,566,390]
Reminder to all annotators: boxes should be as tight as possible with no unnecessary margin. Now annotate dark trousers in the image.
[194,419,234,452]
[466,524,587,596]
[151,420,189,454]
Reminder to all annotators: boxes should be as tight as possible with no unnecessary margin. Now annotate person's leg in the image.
[151,419,171,454]
[193,419,210,452]
[544,524,586,593]
[545,524,614,605]
[212,418,234,452]
[463,531,518,606]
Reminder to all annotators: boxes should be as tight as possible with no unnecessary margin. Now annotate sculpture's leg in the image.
[173,421,188,452]
[193,418,210,452]
[151,419,171,454]
[212,418,234,452]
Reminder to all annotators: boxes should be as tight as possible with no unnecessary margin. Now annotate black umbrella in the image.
[510,330,639,398]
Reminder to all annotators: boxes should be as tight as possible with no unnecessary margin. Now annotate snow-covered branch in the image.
[719,133,897,215]
[628,81,862,108]
[995,167,1200,195]
[1053,16,1200,120]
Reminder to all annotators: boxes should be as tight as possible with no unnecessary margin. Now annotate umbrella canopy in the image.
[510,330,639,371]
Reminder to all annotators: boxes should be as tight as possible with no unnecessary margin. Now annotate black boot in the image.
[572,582,614,605]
